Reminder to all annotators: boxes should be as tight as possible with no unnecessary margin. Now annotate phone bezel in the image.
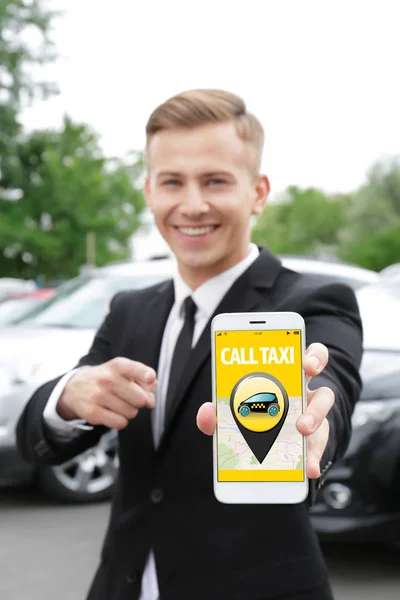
[211,311,308,504]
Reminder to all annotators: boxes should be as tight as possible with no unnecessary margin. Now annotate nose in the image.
[179,183,209,216]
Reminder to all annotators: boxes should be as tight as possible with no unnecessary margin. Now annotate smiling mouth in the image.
[176,225,218,236]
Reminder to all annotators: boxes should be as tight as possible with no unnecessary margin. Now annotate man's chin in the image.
[176,252,229,279]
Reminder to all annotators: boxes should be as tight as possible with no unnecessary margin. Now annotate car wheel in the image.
[38,430,119,503]
[239,405,250,417]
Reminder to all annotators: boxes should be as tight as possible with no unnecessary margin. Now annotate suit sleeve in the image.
[15,293,123,466]
[296,282,363,505]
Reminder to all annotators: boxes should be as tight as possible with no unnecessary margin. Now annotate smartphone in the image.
[211,311,308,504]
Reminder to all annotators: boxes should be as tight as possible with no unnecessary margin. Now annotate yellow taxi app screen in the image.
[215,329,305,482]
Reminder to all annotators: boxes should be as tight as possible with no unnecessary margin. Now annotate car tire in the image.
[37,430,119,504]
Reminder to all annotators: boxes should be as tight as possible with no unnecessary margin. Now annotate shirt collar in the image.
[173,243,260,319]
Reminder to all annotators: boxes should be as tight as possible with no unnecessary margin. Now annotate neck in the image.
[178,247,252,290]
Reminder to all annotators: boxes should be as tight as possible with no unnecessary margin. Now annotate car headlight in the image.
[351,398,400,428]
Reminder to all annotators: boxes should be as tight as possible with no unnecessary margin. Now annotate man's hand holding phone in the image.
[295,343,334,479]
[57,357,157,430]
[197,342,334,480]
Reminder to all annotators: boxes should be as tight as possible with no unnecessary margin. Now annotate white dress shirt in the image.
[43,243,260,600]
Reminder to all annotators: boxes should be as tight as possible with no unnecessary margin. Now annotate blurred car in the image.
[0,260,170,502]
[0,256,384,504]
[0,278,36,301]
[310,281,400,546]
[379,262,400,281]
[0,289,55,327]
[276,255,379,289]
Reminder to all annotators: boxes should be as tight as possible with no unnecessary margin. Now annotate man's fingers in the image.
[97,372,156,410]
[113,378,155,409]
[84,405,130,430]
[111,357,157,385]
[297,386,334,435]
[303,343,329,386]
[305,418,330,479]
[197,402,216,436]
[85,394,139,423]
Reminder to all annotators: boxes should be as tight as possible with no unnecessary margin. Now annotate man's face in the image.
[145,121,269,288]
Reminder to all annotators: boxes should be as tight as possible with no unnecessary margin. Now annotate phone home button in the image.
[150,487,164,504]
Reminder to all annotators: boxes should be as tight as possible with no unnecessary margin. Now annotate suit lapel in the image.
[162,247,283,434]
[125,279,174,454]
[134,279,174,371]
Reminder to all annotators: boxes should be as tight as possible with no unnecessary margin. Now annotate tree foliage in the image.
[252,158,400,272]
[339,157,400,270]
[0,2,145,282]
[0,0,57,158]
[0,118,145,280]
[252,186,347,258]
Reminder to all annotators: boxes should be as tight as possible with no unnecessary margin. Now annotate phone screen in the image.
[215,328,305,482]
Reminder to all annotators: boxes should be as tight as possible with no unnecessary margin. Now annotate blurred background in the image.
[0,1,399,599]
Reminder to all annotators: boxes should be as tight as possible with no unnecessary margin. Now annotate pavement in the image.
[0,486,399,600]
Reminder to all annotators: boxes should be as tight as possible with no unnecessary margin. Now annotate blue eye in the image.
[208,178,225,185]
[163,179,180,186]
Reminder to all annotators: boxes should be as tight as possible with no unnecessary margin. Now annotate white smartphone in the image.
[211,311,308,504]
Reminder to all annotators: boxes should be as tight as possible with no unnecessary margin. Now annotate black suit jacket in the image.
[16,248,363,600]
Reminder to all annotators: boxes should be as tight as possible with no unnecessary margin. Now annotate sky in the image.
[20,0,400,257]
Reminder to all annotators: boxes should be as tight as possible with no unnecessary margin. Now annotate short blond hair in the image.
[145,89,264,174]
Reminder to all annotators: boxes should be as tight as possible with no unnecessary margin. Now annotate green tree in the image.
[341,224,400,272]
[339,157,400,270]
[0,0,57,167]
[252,186,347,257]
[0,117,145,280]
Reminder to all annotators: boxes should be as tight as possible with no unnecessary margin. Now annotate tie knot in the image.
[183,296,197,323]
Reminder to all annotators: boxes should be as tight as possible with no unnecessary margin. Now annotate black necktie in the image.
[165,296,197,422]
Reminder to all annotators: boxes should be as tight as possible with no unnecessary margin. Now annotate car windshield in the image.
[356,282,400,351]
[0,297,42,327]
[16,273,168,330]
[248,393,277,403]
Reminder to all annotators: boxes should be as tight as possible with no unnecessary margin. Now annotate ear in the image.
[251,175,270,216]
[144,176,153,211]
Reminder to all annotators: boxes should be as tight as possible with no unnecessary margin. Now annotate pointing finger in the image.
[111,357,157,385]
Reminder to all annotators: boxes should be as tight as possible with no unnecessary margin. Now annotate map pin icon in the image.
[230,372,289,464]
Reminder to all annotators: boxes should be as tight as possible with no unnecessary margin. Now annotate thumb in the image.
[196,402,216,436]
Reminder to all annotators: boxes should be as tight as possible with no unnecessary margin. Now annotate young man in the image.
[17,90,363,600]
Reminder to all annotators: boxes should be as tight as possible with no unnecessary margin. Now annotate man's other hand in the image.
[57,357,157,430]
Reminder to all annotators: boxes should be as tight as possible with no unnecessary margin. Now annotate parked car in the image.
[380,262,400,281]
[0,256,384,504]
[276,255,379,289]
[0,289,55,328]
[0,278,36,301]
[309,281,400,546]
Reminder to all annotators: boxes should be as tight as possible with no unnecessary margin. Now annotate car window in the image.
[17,274,168,330]
[0,297,41,326]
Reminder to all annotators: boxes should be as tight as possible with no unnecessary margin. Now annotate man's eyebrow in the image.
[202,171,234,177]
[156,171,182,177]
[155,170,235,178]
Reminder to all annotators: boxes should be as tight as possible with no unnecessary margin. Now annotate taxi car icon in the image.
[238,392,280,417]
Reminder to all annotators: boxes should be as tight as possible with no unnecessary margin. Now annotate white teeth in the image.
[178,226,215,236]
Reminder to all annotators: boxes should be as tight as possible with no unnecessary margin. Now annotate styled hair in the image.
[145,89,264,174]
